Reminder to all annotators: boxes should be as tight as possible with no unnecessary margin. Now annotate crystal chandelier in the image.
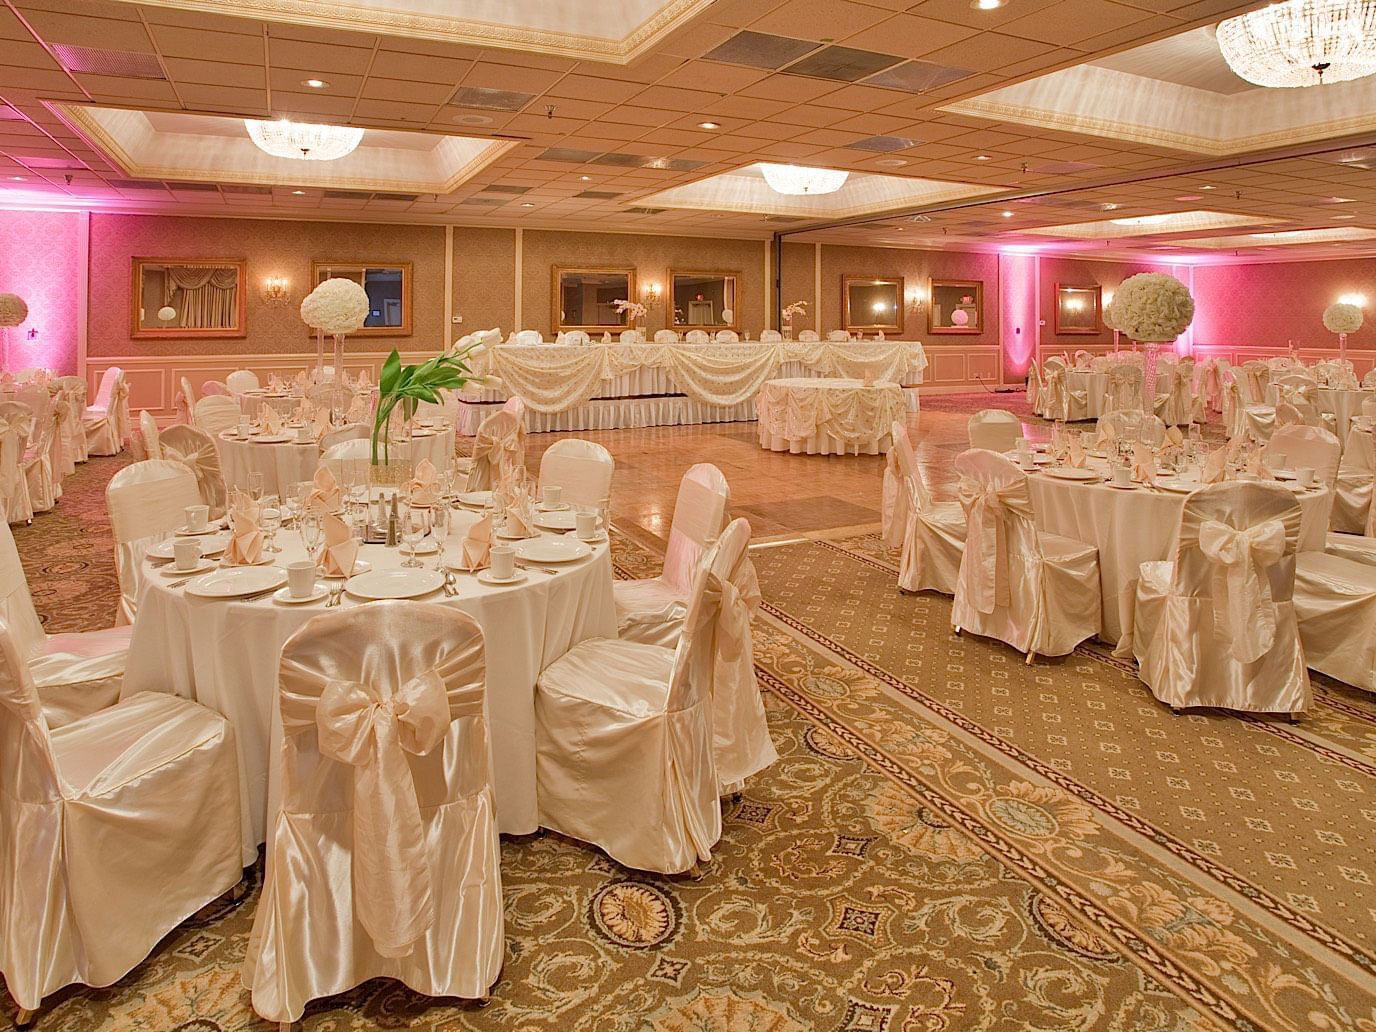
[1216,0,1376,88]
[1111,214,1174,226]
[759,163,849,195]
[243,119,364,160]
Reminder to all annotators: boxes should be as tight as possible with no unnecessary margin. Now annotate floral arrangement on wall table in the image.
[781,300,808,323]
[1322,302,1363,336]
[1111,272,1194,343]
[612,299,647,325]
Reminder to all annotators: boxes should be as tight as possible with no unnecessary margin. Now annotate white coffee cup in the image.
[286,559,317,598]
[490,544,516,580]
[542,485,562,508]
[296,424,313,443]
[1015,437,1029,452]
[173,537,202,570]
[238,416,251,437]
[576,510,599,541]
[1296,466,1316,489]
[1112,465,1131,487]
[185,504,209,532]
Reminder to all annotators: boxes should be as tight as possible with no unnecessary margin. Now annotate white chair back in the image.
[797,329,820,342]
[499,395,526,423]
[661,463,730,596]
[0,519,46,660]
[177,375,196,423]
[226,369,260,394]
[1104,363,1143,413]
[827,330,849,342]
[1025,362,1043,414]
[1096,409,1166,446]
[193,395,241,436]
[0,402,33,524]
[685,329,709,344]
[759,329,782,343]
[200,379,230,397]
[139,410,162,460]
[513,329,542,346]
[1239,361,1270,405]
[563,330,590,346]
[91,366,119,410]
[668,517,749,711]
[320,438,371,485]
[1264,424,1340,486]
[160,424,228,519]
[538,438,614,511]
[954,449,1043,617]
[653,329,678,344]
[967,409,1020,452]
[465,410,525,492]
[715,330,739,343]
[106,459,203,623]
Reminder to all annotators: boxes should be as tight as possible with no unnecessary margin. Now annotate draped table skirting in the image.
[453,340,926,433]
[756,377,905,455]
[215,427,454,496]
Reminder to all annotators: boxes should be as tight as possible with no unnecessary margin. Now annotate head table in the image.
[214,424,455,496]
[120,508,617,863]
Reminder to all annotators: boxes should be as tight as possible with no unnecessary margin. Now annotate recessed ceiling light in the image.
[1001,210,1014,218]
[697,121,721,130]
[875,158,907,167]
[455,114,494,126]
[1329,196,1355,203]
[1174,194,1203,201]
[7,176,25,181]
[521,202,535,207]
[971,0,1004,8]
[302,78,329,89]
[291,189,305,195]
[579,175,591,182]
[973,154,992,161]
[1334,213,1357,219]
[1200,184,1216,190]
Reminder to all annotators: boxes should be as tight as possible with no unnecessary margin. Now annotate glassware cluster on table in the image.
[1017,419,1208,485]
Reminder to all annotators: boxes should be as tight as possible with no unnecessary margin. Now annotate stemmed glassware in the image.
[399,503,430,569]
[261,496,282,553]
[299,511,323,566]
[431,503,450,572]
[247,471,265,503]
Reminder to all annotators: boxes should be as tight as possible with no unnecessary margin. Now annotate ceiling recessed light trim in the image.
[301,78,329,89]
[697,121,721,130]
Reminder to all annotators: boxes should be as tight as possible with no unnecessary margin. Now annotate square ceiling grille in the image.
[480,184,530,194]
[536,147,601,163]
[449,86,534,112]
[576,189,622,199]
[105,178,166,191]
[625,206,665,215]
[51,44,165,80]
[849,135,919,152]
[221,184,270,195]
[372,192,418,202]
[784,45,902,83]
[865,60,972,93]
[644,157,707,172]
[704,31,820,70]
[590,152,653,167]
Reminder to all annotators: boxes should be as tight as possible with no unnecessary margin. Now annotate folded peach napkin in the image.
[347,394,370,423]
[312,405,332,438]
[1246,450,1276,480]
[1201,446,1228,484]
[317,513,360,577]
[1095,420,1117,450]
[307,466,342,513]
[505,482,536,538]
[1159,426,1184,461]
[407,459,439,506]
[1067,435,1086,468]
[455,514,492,571]
[294,370,309,387]
[224,495,264,565]
[356,370,370,390]
[262,406,282,434]
[1131,442,1156,484]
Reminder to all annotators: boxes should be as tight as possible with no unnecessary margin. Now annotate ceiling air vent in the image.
[51,44,165,80]
[785,45,903,83]
[105,178,166,191]
[764,215,807,223]
[849,135,919,153]
[450,86,534,112]
[372,192,418,202]
[221,184,270,195]
[576,190,622,199]
[480,184,530,194]
[704,31,820,70]
[323,190,371,199]
[536,147,601,164]
[459,197,503,206]
[168,181,217,192]
[864,60,973,93]
[625,207,665,215]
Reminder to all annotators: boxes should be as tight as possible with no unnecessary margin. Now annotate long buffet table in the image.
[453,339,927,433]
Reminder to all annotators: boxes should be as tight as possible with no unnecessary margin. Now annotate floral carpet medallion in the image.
[2,460,1372,1030]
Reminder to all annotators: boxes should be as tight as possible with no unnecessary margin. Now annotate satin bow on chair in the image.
[1198,517,1286,664]
[701,555,762,673]
[958,477,1031,613]
[316,669,451,958]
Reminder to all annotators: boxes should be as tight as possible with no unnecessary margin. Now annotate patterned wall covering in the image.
[818,244,1002,345]
[87,214,446,358]
[453,226,516,337]
[1193,257,1376,350]
[0,210,82,374]
[778,242,818,333]
[521,230,767,337]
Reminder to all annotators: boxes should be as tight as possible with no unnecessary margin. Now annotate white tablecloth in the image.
[1267,384,1370,445]
[756,377,904,455]
[214,427,455,496]
[236,391,305,419]
[1028,460,1332,654]
[121,511,618,861]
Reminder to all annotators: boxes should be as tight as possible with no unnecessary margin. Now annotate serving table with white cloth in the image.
[1027,459,1332,655]
[214,426,454,496]
[756,377,904,455]
[455,339,926,433]
[121,510,617,862]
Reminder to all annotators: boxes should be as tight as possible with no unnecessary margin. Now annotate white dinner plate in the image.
[1105,482,1138,490]
[477,569,527,586]
[148,534,228,559]
[410,428,436,438]
[221,554,276,568]
[514,537,591,563]
[174,523,224,536]
[1271,469,1297,481]
[272,585,329,605]
[458,491,493,508]
[322,559,370,579]
[161,558,217,576]
[1152,479,1197,494]
[252,434,294,444]
[345,568,444,600]
[537,501,570,512]
[535,510,580,531]
[186,566,287,598]
[1283,482,1317,494]
[1044,467,1099,481]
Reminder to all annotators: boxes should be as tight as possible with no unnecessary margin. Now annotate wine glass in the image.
[400,503,430,569]
[247,471,265,503]
[431,503,450,571]
[261,502,282,554]
[299,511,323,565]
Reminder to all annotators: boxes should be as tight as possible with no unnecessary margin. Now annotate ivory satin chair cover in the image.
[320,438,371,485]
[539,438,614,512]
[464,410,525,492]
[83,367,129,456]
[0,619,242,1015]
[160,424,229,521]
[685,329,710,344]
[654,329,680,343]
[0,517,127,727]
[319,422,370,452]
[106,460,203,625]
[890,420,964,594]
[1040,364,1088,422]
[1153,357,1199,426]
[200,379,230,397]
[0,403,34,524]
[1239,362,1271,405]
[1132,482,1309,715]
[243,603,503,1023]
[759,329,782,343]
[52,376,88,466]
[1025,362,1044,417]
[49,387,76,479]
[226,369,260,394]
[1263,424,1341,488]
[966,409,1020,452]
[137,410,162,460]
[193,395,241,436]
[1294,548,1376,693]
[1332,427,1376,534]
[1223,377,1275,443]
[1102,363,1143,414]
[174,375,195,425]
[950,449,1101,661]
[1095,409,1166,447]
[616,463,729,647]
[17,388,58,513]
[535,520,750,872]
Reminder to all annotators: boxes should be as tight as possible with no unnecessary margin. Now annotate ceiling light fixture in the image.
[1334,213,1357,219]
[301,78,329,89]
[759,163,849,196]
[244,119,364,161]
[291,189,306,195]
[1001,210,1014,218]
[7,176,25,182]
[971,0,1004,9]
[521,202,535,207]
[1341,292,1367,306]
[1217,0,1376,88]
[1111,214,1173,226]
[973,154,992,161]
[698,121,721,129]
[1201,184,1216,190]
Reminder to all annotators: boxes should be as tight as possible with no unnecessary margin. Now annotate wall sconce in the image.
[643,281,662,307]
[263,275,291,306]
[907,291,924,311]
[1339,292,1367,307]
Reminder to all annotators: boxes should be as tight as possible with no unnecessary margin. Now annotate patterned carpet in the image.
[5,457,1376,1030]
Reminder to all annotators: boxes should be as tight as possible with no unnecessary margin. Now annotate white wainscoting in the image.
[920,344,1004,395]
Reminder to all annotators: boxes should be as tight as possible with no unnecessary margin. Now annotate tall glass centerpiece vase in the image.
[313,328,326,382]
[372,343,478,486]
[0,294,28,372]
[1323,302,1363,362]
[1109,273,1195,413]
[781,300,808,343]
[300,276,369,424]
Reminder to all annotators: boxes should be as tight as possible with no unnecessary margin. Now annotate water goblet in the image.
[431,504,450,571]
[247,471,265,503]
[400,504,430,569]
[261,503,282,554]
[299,511,323,566]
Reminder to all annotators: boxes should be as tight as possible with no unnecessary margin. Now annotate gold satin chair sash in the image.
[957,474,1034,614]
[1198,517,1287,664]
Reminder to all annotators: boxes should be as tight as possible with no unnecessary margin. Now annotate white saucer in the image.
[537,502,570,512]
[1105,482,1138,490]
[162,558,217,576]
[175,524,223,536]
[401,540,439,555]
[477,570,527,586]
[272,585,329,605]
[149,534,228,560]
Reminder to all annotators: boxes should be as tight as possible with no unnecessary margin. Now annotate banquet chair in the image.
[243,603,503,1024]
[513,329,542,345]
[160,424,229,521]
[827,329,849,342]
[465,410,525,492]
[1102,363,1143,414]
[1096,409,1166,447]
[137,410,163,460]
[1132,482,1309,717]
[797,329,820,342]
[106,460,203,624]
[1331,427,1376,534]
[83,366,129,456]
[715,329,739,343]
[539,438,614,512]
[319,422,370,452]
[0,618,243,1024]
[685,329,710,344]
[200,379,231,397]
[1238,361,1271,405]
[320,437,372,486]
[890,421,965,595]
[1153,357,1200,426]
[1263,424,1340,487]
[0,403,33,524]
[619,329,643,344]
[1025,362,1044,417]
[950,449,1101,663]
[51,376,88,464]
[1364,369,1376,389]
[47,386,76,480]
[1294,542,1376,693]
[653,329,678,344]
[226,369,260,394]
[535,519,752,872]
[174,375,196,425]
[193,395,241,436]
[966,409,1020,452]
[1222,377,1274,443]
[759,329,782,343]
[616,463,730,647]
[563,330,591,346]
[18,391,58,514]
[1040,363,1088,422]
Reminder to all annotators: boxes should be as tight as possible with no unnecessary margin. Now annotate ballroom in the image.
[1,0,1374,1028]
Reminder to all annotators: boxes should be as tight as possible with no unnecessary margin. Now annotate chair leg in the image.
[953,625,961,636]
[14,1009,36,1029]
[1024,650,1036,665]
[1287,712,1300,725]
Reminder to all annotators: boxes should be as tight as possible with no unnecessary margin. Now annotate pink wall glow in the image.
[1000,252,1036,377]
[0,210,83,374]
[1192,257,1376,351]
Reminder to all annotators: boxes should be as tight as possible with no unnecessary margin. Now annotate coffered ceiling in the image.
[1,0,1375,262]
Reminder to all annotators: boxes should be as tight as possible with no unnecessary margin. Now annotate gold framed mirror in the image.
[131,258,246,339]
[670,270,739,329]
[843,276,903,333]
[310,262,413,336]
[1054,284,1101,335]
[928,279,983,335]
[554,268,637,330]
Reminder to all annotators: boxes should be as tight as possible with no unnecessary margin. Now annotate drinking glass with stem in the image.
[299,510,323,568]
[399,503,430,569]
[261,496,282,553]
[247,471,265,504]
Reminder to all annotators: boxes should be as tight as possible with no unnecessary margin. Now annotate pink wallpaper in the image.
[1192,258,1376,351]
[0,210,82,374]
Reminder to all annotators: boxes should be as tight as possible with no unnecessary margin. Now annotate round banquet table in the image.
[214,425,455,496]
[1266,384,1370,447]
[1065,370,1108,419]
[1026,457,1333,657]
[756,377,904,455]
[120,508,618,862]
[236,390,305,419]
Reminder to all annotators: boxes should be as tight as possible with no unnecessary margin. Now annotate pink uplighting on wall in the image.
[1000,251,1036,377]
[0,210,83,374]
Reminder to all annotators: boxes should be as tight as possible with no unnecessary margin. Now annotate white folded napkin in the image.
[1201,446,1228,484]
[456,514,492,571]
[1066,436,1087,469]
[347,394,370,423]
[263,406,282,434]
[1096,421,1117,451]
[407,459,439,506]
[505,482,537,538]
[312,406,332,438]
[294,370,309,388]
[307,466,342,513]
[317,513,360,577]
[224,495,263,565]
[1131,442,1155,484]
[1246,450,1276,481]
